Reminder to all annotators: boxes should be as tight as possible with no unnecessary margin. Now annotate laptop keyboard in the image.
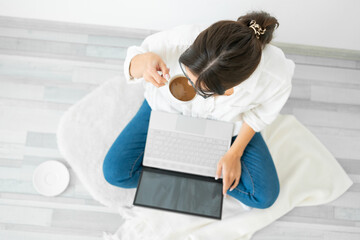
[144,129,229,175]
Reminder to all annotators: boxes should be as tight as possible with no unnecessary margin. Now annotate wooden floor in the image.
[0,16,359,239]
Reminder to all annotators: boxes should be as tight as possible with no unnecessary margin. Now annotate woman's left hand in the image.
[216,150,243,197]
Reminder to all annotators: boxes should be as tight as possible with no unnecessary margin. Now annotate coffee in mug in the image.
[169,76,196,102]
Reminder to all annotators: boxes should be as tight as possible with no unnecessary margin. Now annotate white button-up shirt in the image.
[123,23,295,136]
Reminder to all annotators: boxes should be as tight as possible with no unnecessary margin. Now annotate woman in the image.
[103,11,295,209]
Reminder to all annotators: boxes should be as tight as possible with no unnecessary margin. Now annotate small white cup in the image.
[165,74,197,105]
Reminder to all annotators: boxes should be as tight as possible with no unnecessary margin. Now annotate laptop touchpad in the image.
[176,115,206,135]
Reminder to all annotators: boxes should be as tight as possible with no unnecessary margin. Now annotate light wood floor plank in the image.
[0,230,103,240]
[0,205,53,226]
[0,105,64,133]
[294,64,360,85]
[292,108,360,130]
[0,82,44,101]
[88,35,143,47]
[0,36,86,57]
[311,85,360,105]
[0,53,124,70]
[285,53,359,69]
[0,26,88,44]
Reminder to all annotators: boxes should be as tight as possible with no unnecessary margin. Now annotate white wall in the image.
[0,0,359,51]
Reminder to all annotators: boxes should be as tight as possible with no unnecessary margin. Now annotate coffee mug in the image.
[165,74,197,104]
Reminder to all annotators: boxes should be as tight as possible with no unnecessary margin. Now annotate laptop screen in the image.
[133,166,223,219]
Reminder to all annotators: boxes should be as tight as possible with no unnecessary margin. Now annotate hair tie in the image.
[249,20,266,39]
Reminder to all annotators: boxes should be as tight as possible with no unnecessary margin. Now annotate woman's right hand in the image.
[130,52,170,88]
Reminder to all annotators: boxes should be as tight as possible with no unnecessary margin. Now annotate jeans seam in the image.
[243,162,255,196]
[233,188,251,195]
[130,150,144,178]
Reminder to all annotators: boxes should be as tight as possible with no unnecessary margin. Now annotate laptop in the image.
[133,110,234,220]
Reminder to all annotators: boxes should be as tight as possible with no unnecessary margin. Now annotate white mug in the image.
[165,74,197,105]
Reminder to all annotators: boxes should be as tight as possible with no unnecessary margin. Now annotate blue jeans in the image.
[103,99,280,209]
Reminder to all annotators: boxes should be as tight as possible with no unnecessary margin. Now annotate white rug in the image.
[57,76,353,240]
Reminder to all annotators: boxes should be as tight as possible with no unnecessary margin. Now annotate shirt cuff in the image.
[123,45,146,84]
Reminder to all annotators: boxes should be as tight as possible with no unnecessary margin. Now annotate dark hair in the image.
[179,11,279,95]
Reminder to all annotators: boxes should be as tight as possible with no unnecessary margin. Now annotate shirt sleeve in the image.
[123,24,205,84]
[123,45,147,84]
[242,77,293,132]
[123,28,177,84]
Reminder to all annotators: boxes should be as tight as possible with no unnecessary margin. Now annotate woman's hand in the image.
[216,149,243,197]
[130,52,170,88]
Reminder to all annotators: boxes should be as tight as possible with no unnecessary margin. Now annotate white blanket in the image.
[57,76,353,240]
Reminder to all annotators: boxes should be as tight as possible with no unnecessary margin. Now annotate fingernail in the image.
[165,74,170,81]
[230,188,233,191]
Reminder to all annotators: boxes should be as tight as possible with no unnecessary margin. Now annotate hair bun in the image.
[237,11,279,47]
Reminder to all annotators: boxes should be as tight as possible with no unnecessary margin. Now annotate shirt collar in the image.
[233,52,264,94]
